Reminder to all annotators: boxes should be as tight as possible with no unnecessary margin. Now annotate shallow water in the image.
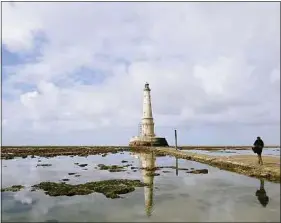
[184,148,280,157]
[1,151,280,222]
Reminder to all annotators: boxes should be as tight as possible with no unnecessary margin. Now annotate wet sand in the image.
[153,147,280,183]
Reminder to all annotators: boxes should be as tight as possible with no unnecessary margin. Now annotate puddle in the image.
[2,151,280,222]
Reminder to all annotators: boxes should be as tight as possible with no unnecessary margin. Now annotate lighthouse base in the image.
[129,136,169,147]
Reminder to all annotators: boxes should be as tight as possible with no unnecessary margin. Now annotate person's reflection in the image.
[256,179,269,207]
[137,151,156,217]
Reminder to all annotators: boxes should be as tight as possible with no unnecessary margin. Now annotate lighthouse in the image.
[129,82,169,147]
[141,82,155,138]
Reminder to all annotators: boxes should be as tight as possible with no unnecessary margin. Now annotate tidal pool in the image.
[1,151,280,222]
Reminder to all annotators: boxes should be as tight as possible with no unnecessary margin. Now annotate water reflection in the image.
[256,179,269,207]
[137,151,156,217]
[134,152,180,217]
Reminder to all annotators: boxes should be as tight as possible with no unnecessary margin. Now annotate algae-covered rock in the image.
[187,169,208,174]
[146,172,160,177]
[1,185,24,192]
[37,164,52,167]
[97,164,126,172]
[68,173,76,175]
[32,179,147,198]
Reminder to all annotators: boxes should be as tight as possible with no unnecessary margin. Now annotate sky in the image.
[1,2,280,146]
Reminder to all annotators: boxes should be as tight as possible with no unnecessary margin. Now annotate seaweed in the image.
[1,185,24,192]
[31,179,147,198]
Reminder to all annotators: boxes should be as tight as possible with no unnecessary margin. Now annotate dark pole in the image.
[175,129,178,150]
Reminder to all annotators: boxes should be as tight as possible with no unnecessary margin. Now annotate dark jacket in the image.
[252,138,264,154]
[254,139,264,148]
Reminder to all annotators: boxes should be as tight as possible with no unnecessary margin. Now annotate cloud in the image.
[2,2,280,145]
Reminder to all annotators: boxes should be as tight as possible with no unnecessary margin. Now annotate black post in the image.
[175,129,178,150]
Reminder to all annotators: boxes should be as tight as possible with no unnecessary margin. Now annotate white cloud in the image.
[2,2,280,145]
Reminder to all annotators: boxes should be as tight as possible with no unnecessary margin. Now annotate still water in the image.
[1,151,280,222]
[184,148,280,157]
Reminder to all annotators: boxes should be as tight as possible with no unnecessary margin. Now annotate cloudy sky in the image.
[2,2,280,146]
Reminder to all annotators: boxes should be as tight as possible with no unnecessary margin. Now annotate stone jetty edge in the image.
[1,146,280,183]
[152,147,280,183]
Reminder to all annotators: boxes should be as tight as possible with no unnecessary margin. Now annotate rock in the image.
[121,160,128,163]
[78,164,88,167]
[131,166,138,170]
[62,179,69,182]
[2,185,24,192]
[31,179,147,198]
[187,169,208,174]
[146,172,160,177]
[37,164,52,167]
[68,173,76,175]
[97,164,126,172]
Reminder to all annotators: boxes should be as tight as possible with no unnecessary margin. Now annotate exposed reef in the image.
[31,179,147,198]
[1,146,130,159]
[1,185,25,192]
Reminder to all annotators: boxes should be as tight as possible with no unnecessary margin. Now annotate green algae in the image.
[1,146,129,159]
[31,179,147,198]
[146,172,160,176]
[1,185,24,192]
[97,164,126,172]
[186,169,208,174]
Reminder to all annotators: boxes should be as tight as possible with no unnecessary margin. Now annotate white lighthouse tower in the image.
[141,82,155,138]
[129,82,168,146]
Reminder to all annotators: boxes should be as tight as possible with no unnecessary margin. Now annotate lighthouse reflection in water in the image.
[132,151,179,217]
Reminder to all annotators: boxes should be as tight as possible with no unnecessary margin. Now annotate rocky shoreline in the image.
[152,147,281,183]
[2,146,280,183]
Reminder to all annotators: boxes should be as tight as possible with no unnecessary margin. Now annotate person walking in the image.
[252,136,264,165]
